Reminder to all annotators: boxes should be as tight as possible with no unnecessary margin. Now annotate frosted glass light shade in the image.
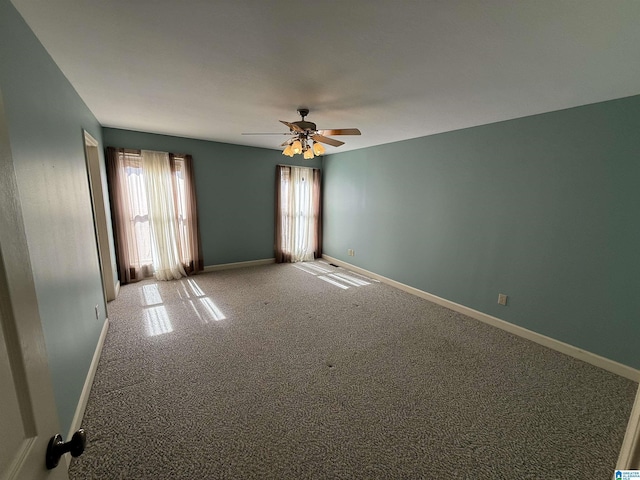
[282,144,294,156]
[303,148,314,159]
[312,142,325,155]
[292,140,303,154]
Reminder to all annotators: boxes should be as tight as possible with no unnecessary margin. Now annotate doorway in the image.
[83,131,118,301]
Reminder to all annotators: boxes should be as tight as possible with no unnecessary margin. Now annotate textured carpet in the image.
[69,261,637,479]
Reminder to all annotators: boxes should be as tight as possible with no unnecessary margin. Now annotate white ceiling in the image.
[11,0,640,153]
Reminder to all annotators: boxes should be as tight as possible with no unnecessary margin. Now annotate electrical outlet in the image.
[347,249,355,256]
[95,304,100,320]
[497,294,508,306]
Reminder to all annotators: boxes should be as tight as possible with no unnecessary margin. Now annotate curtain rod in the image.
[277,163,322,170]
[114,147,189,157]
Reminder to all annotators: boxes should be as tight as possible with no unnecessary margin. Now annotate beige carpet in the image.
[69,260,637,479]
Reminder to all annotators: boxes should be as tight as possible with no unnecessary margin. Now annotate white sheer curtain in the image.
[123,154,154,276]
[142,150,187,281]
[278,166,317,262]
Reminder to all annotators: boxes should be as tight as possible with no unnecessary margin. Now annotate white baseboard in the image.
[64,317,109,468]
[203,258,275,273]
[322,255,640,382]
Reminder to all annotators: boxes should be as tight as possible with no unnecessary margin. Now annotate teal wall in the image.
[2,4,637,440]
[102,128,322,266]
[0,0,108,432]
[323,95,640,370]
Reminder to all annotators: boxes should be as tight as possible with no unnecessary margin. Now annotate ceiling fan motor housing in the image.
[295,108,315,132]
[293,121,317,132]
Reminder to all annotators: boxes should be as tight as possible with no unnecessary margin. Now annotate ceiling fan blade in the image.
[280,120,305,133]
[312,134,345,147]
[280,140,293,146]
[241,132,290,135]
[317,128,361,136]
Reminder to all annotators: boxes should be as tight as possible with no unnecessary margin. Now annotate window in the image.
[107,148,202,283]
[275,165,322,263]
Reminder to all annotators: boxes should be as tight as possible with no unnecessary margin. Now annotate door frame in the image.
[83,130,118,301]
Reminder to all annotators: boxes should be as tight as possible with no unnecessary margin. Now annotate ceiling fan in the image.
[242,108,361,159]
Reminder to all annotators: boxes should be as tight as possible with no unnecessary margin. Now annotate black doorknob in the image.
[45,428,87,469]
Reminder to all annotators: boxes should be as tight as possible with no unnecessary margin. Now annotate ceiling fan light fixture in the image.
[303,147,314,160]
[312,142,325,156]
[282,144,294,156]
[291,139,303,154]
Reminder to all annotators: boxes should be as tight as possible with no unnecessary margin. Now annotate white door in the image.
[617,386,640,469]
[0,92,69,479]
